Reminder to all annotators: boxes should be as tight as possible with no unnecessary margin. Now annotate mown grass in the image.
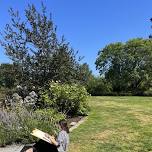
[69,96,152,152]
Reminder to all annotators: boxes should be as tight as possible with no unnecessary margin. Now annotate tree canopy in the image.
[0,4,84,89]
[95,38,152,95]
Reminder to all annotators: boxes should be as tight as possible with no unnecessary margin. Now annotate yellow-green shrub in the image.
[41,81,89,116]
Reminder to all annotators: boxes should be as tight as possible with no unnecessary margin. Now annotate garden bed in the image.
[0,116,87,152]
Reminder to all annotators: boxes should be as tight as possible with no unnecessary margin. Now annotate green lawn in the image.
[69,96,152,152]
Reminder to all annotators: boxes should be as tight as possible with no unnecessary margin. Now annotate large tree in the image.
[0,4,82,89]
[95,38,152,95]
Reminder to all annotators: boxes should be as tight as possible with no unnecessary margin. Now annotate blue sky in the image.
[0,0,152,75]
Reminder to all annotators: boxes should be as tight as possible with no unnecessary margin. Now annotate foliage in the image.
[78,63,93,86]
[0,63,16,88]
[0,104,64,146]
[86,76,112,96]
[35,109,65,122]
[143,88,152,96]
[41,81,89,116]
[95,38,152,95]
[0,87,16,108]
[0,88,7,106]
[0,4,84,89]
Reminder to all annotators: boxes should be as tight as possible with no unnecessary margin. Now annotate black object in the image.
[20,140,58,152]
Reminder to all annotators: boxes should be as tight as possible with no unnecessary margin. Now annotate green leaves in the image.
[0,63,16,88]
[96,38,152,95]
[41,81,89,116]
[0,4,83,89]
[0,104,63,146]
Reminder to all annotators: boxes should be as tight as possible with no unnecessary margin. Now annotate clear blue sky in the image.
[0,0,152,75]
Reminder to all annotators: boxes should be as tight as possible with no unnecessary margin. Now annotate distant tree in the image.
[78,63,93,86]
[86,76,112,96]
[95,38,152,95]
[96,42,125,92]
[0,4,82,89]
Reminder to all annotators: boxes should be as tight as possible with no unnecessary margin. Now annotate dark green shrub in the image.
[41,81,89,116]
[87,77,112,96]
[143,88,152,96]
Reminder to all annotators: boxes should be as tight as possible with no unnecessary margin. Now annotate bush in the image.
[35,109,65,125]
[0,104,64,146]
[0,87,17,109]
[143,88,152,96]
[41,81,89,116]
[86,77,112,96]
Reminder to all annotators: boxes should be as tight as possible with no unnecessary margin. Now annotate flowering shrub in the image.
[0,105,64,146]
[41,81,89,116]
[0,82,89,146]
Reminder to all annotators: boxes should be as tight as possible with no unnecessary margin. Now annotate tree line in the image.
[0,4,152,96]
[94,38,152,95]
